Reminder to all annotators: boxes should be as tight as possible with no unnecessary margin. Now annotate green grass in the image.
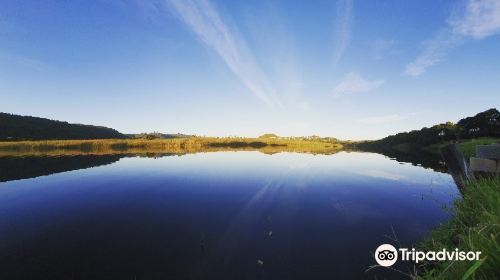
[424,138,500,158]
[458,138,500,158]
[417,177,500,279]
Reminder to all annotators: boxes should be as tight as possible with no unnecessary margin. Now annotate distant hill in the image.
[127,132,194,140]
[361,108,500,149]
[0,113,127,141]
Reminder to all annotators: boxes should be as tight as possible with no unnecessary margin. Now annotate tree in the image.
[259,133,279,139]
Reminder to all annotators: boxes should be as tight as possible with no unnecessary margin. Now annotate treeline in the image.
[258,133,340,143]
[362,108,500,149]
[0,113,127,141]
[128,132,194,140]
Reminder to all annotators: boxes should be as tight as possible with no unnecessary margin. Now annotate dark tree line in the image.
[0,113,127,141]
[363,108,500,149]
[456,108,500,138]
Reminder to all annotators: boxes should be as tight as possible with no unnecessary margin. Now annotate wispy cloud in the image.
[240,2,307,111]
[165,0,279,107]
[404,30,461,77]
[449,0,500,39]
[333,72,384,96]
[0,51,45,71]
[332,0,353,66]
[357,114,406,124]
[372,38,399,60]
[405,0,500,77]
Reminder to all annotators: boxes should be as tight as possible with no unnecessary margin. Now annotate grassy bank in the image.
[0,137,344,156]
[424,138,500,158]
[457,138,500,158]
[417,177,500,279]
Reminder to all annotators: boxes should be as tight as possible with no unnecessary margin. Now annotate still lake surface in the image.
[0,151,459,279]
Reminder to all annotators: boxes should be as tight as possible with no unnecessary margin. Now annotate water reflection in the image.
[0,153,186,182]
[358,146,447,173]
[0,155,121,182]
[0,151,458,279]
[0,148,447,183]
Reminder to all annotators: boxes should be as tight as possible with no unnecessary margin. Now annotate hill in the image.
[360,108,500,150]
[0,113,127,141]
[127,132,194,140]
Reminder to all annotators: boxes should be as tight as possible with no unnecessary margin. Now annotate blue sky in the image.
[1,0,499,140]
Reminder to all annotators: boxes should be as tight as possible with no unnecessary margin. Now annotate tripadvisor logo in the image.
[374,244,482,267]
[375,244,398,267]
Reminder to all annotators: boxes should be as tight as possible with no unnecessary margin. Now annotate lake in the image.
[0,151,459,279]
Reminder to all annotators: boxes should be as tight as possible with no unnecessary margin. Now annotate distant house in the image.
[469,127,480,134]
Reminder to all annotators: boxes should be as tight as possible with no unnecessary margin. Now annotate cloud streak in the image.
[333,72,384,96]
[449,0,500,39]
[166,0,279,106]
[372,38,399,60]
[332,0,353,66]
[241,2,307,111]
[405,0,500,77]
[404,30,461,77]
[0,51,45,71]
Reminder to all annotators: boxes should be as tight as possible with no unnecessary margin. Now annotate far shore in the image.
[0,137,346,156]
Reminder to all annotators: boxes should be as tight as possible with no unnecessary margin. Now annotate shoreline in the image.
[416,177,499,279]
[0,137,345,156]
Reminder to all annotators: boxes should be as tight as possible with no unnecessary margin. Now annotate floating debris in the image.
[268,231,273,237]
[257,259,264,266]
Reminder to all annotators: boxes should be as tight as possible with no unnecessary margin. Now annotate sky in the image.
[1,0,499,140]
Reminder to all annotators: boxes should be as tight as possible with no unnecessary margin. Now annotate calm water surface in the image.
[0,151,459,279]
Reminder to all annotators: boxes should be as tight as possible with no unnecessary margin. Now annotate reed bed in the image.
[0,137,344,156]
